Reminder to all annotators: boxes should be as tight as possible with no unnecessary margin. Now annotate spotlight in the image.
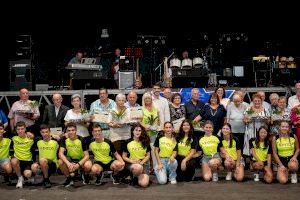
[145,39,149,44]
[226,36,231,42]
[154,39,159,44]
[161,39,165,45]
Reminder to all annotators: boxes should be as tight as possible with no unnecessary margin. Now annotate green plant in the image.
[111,109,126,120]
[246,109,254,115]
[28,100,41,108]
[146,115,158,125]
[272,109,282,115]
[80,109,89,115]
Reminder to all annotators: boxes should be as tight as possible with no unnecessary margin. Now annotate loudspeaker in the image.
[118,71,136,89]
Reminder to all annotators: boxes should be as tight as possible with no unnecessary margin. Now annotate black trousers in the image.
[176,155,196,182]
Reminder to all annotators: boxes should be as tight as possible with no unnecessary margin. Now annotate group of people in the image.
[0,82,300,189]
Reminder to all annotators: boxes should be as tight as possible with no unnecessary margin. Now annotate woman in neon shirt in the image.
[249,126,273,183]
[196,120,221,182]
[220,123,244,182]
[154,122,178,184]
[272,120,299,184]
[176,120,197,182]
[123,123,151,187]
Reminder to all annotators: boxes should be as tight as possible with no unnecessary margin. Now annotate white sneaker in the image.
[212,172,218,182]
[225,172,232,181]
[291,173,298,184]
[170,180,177,184]
[16,176,24,188]
[254,173,260,182]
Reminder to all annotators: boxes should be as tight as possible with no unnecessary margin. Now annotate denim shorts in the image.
[0,158,10,167]
[201,153,221,164]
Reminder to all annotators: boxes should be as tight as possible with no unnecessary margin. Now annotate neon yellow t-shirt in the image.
[198,135,220,157]
[177,136,197,157]
[62,137,87,160]
[12,136,34,161]
[125,139,150,160]
[37,140,59,163]
[221,137,241,160]
[154,136,177,158]
[0,138,11,159]
[89,139,115,164]
[276,136,295,157]
[250,139,271,162]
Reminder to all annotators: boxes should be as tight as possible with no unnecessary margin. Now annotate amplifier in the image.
[72,70,108,79]
[172,68,208,77]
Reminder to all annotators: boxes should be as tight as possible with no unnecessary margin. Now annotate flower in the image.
[245,109,254,115]
[272,109,282,115]
[80,109,90,119]
[111,109,126,121]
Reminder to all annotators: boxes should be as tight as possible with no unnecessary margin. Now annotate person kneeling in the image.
[122,123,151,187]
[89,124,125,185]
[58,123,91,187]
[31,124,59,188]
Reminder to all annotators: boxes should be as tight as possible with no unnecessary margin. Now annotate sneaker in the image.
[111,174,120,185]
[44,179,52,188]
[82,174,90,185]
[16,176,24,189]
[291,173,298,184]
[212,172,218,182]
[225,172,232,181]
[170,180,177,184]
[254,173,260,182]
[27,177,35,184]
[63,176,74,187]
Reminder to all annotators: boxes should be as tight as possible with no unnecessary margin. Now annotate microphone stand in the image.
[154,51,174,83]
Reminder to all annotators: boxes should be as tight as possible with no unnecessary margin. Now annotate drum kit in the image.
[169,50,207,70]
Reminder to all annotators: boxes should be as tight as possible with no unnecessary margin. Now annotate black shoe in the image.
[82,174,90,185]
[111,174,120,185]
[95,173,103,185]
[63,176,74,187]
[44,179,52,188]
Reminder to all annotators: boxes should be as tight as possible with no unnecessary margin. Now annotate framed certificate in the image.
[50,127,63,137]
[92,112,109,123]
[129,107,143,120]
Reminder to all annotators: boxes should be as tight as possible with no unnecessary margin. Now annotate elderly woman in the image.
[64,94,90,142]
[226,94,247,149]
[270,96,290,136]
[243,93,270,156]
[169,93,186,133]
[108,93,131,154]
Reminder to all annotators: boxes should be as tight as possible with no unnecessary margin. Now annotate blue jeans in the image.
[155,158,178,184]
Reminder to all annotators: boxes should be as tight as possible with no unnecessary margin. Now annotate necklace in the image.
[210,107,218,116]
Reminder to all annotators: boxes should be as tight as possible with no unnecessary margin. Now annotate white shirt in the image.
[152,93,170,130]
[288,95,300,110]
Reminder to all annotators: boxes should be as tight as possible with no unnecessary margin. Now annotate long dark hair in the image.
[255,125,270,149]
[178,119,194,145]
[131,123,150,148]
[221,123,233,148]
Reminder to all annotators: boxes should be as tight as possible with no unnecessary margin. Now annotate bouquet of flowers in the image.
[272,109,283,121]
[80,109,90,121]
[17,100,41,115]
[191,120,204,131]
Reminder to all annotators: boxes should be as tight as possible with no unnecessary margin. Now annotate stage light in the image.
[137,40,142,45]
[161,39,165,45]
[154,39,159,44]
[145,39,149,44]
[226,36,231,42]
[101,29,109,38]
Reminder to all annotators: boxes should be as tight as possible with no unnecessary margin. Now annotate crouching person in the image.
[58,122,91,187]
[89,124,124,185]
[11,121,35,188]
[0,123,13,184]
[122,123,151,187]
[250,126,273,183]
[154,122,178,185]
[31,124,59,188]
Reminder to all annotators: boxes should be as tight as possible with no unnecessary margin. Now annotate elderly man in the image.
[43,93,69,130]
[163,87,172,103]
[8,88,40,135]
[125,91,140,108]
[269,93,279,110]
[288,82,300,109]
[90,88,116,139]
